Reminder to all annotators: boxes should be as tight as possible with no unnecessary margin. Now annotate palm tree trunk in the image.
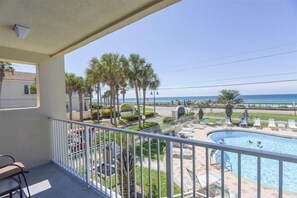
[112,86,117,127]
[79,92,83,122]
[135,84,141,129]
[99,83,102,106]
[97,83,100,123]
[142,88,146,127]
[123,91,125,103]
[69,94,73,120]
[116,88,120,118]
[89,94,93,120]
[110,89,113,124]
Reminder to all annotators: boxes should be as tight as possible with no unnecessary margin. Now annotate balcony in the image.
[47,118,297,198]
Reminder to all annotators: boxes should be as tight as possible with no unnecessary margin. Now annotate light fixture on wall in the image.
[13,24,30,39]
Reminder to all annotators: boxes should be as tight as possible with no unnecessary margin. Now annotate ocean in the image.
[121,94,297,104]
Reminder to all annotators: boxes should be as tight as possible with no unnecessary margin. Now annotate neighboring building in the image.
[0,71,36,108]
[1,71,90,118]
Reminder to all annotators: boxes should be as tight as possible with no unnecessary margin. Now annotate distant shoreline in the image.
[94,93,297,104]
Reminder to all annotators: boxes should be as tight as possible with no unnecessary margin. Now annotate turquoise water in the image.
[208,131,297,192]
[122,94,297,104]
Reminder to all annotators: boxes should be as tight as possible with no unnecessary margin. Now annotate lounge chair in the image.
[205,118,215,127]
[239,118,248,128]
[253,118,261,128]
[210,150,232,171]
[288,119,297,131]
[0,154,31,197]
[186,168,218,198]
[268,119,277,130]
[213,182,238,198]
[215,120,222,126]
[225,117,233,127]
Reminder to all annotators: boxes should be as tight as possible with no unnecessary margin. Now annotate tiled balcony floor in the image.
[3,163,106,198]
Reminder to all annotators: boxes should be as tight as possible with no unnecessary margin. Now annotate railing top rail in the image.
[50,117,297,163]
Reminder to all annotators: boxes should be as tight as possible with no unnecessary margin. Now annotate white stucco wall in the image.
[0,46,66,168]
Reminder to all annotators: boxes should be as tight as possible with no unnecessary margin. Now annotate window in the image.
[24,84,29,95]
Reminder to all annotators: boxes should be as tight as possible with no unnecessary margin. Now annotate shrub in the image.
[121,112,155,122]
[121,114,139,122]
[121,104,133,112]
[163,116,175,123]
[92,109,119,119]
[188,112,195,116]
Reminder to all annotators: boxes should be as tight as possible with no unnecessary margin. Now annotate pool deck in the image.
[142,125,297,198]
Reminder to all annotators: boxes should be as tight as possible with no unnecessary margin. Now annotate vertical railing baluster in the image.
[180,143,184,198]
[148,138,152,198]
[126,134,130,198]
[157,139,161,198]
[85,126,90,187]
[238,153,241,198]
[140,136,144,198]
[108,131,112,193]
[279,160,283,198]
[94,128,98,190]
[104,129,107,194]
[166,140,173,198]
[192,145,196,198]
[205,148,209,198]
[98,129,103,191]
[120,133,124,197]
[257,156,261,198]
[133,135,136,198]
[221,150,225,198]
[114,132,118,198]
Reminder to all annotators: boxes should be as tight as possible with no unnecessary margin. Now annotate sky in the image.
[15,0,297,98]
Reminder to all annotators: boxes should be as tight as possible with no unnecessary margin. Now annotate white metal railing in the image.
[50,118,297,198]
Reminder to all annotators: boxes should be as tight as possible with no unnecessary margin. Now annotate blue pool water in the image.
[208,131,297,193]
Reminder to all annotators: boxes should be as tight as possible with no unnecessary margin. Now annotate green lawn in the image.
[92,166,180,197]
[135,139,166,160]
[206,112,296,122]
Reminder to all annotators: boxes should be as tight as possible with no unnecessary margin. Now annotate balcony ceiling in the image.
[0,0,178,57]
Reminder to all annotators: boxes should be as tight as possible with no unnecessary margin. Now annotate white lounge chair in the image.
[215,120,222,126]
[225,117,233,126]
[205,118,215,127]
[239,118,248,128]
[268,119,277,130]
[288,119,297,131]
[253,118,261,128]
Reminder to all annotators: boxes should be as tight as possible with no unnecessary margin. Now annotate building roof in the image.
[0,0,179,57]
[4,71,35,81]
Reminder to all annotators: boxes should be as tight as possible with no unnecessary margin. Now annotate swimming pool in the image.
[208,130,297,193]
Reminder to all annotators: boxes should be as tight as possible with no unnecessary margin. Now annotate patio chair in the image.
[225,117,233,127]
[213,182,238,198]
[215,120,222,126]
[205,118,215,127]
[288,119,297,131]
[253,118,261,128]
[0,154,31,197]
[210,150,232,171]
[186,168,218,198]
[239,118,248,128]
[268,119,277,130]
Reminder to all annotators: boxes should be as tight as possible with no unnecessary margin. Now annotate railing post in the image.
[85,126,91,187]
[166,140,173,198]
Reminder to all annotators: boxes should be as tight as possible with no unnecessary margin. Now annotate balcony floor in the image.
[18,163,105,198]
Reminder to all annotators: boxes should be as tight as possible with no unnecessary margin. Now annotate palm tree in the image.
[65,73,77,120]
[0,61,14,108]
[217,89,243,122]
[119,84,129,103]
[125,54,146,129]
[149,73,160,115]
[139,64,153,122]
[85,76,94,120]
[86,58,104,123]
[117,146,136,198]
[76,76,85,122]
[100,53,124,127]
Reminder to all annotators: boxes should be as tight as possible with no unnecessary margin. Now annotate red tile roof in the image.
[4,71,36,81]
